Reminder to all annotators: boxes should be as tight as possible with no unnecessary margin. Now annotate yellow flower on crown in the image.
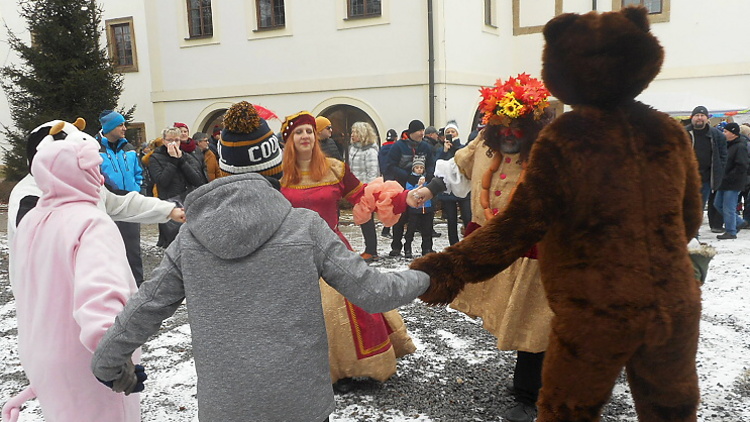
[479,73,550,125]
[502,98,524,119]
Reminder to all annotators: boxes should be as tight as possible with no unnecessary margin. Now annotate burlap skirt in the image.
[450,258,553,353]
[319,279,417,383]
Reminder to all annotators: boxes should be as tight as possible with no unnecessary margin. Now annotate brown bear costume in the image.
[411,7,704,422]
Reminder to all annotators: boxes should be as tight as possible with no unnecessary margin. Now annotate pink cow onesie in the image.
[3,135,140,422]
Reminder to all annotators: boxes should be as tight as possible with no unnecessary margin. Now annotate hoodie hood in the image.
[184,173,292,259]
[32,136,103,208]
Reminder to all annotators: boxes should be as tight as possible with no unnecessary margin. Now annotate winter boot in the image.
[404,244,413,259]
[502,402,537,422]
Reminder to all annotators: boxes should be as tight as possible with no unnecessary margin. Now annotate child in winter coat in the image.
[4,134,143,422]
[404,156,435,258]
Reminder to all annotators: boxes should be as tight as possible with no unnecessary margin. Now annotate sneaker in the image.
[388,249,401,257]
[738,221,749,231]
[502,402,537,422]
[360,253,378,263]
[404,249,413,259]
[710,227,724,233]
[717,232,737,240]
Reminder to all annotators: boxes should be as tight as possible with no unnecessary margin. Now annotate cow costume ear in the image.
[49,121,66,136]
[74,117,86,131]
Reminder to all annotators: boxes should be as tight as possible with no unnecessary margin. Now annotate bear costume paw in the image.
[411,251,471,305]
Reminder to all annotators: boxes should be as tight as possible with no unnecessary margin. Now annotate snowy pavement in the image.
[1,213,749,421]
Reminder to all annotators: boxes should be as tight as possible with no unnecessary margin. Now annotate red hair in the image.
[281,125,330,186]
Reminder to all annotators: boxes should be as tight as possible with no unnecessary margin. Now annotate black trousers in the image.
[741,188,750,222]
[513,351,545,406]
[390,212,409,252]
[404,211,434,254]
[441,196,472,246]
[115,221,144,287]
[359,216,378,255]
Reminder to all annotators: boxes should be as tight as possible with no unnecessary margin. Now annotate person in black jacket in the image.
[435,121,472,245]
[686,106,727,232]
[378,129,399,239]
[148,127,207,247]
[714,123,749,239]
[315,116,344,161]
[740,124,750,225]
[383,120,435,257]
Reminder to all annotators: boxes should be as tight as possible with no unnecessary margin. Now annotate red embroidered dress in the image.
[281,159,415,382]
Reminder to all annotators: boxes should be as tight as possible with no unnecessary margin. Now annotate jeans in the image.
[700,182,711,210]
[708,190,724,230]
[714,190,743,235]
[701,183,724,229]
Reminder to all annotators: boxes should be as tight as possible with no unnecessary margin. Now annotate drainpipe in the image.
[427,0,435,126]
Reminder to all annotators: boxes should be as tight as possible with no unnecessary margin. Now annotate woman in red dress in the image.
[279,111,428,392]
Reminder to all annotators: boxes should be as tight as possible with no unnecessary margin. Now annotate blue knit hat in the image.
[99,110,126,135]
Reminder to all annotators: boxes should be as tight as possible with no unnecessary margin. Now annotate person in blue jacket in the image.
[98,110,146,286]
[383,120,435,257]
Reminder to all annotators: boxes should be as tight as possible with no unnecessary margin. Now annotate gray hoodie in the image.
[91,173,429,422]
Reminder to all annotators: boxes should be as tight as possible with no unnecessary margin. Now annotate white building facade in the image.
[1,0,749,151]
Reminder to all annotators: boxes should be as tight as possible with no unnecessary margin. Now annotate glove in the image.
[133,364,148,393]
[97,360,148,395]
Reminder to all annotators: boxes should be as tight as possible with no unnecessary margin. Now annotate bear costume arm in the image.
[412,136,566,305]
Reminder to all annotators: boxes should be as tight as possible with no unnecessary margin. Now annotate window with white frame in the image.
[348,0,381,19]
[187,0,213,38]
[256,0,285,29]
[484,0,496,27]
[616,0,669,22]
[623,0,662,13]
[105,17,138,72]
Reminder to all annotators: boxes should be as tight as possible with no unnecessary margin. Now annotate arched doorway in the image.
[319,104,380,164]
[202,109,227,135]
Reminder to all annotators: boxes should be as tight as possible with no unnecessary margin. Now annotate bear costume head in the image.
[542,7,663,109]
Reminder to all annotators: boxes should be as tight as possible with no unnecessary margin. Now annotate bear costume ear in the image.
[621,5,650,32]
[543,12,579,42]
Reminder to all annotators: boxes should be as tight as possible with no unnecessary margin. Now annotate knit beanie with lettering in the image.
[219,101,283,178]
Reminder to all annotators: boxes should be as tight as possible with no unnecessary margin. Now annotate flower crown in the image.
[479,73,550,126]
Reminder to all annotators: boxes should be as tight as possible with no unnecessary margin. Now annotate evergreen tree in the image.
[1,0,132,181]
